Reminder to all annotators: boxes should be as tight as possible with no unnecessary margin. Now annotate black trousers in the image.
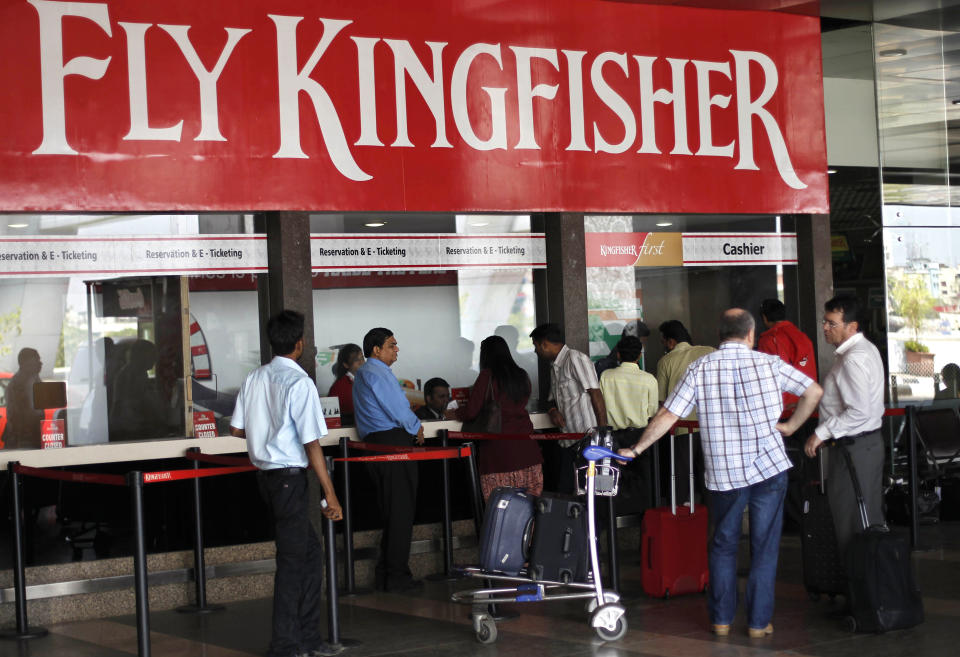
[826,431,885,557]
[365,427,419,589]
[258,469,324,657]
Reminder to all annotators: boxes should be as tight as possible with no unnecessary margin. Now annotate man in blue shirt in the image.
[353,327,424,592]
[231,310,342,657]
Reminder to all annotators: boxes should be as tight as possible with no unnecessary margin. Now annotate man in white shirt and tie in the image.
[804,295,886,558]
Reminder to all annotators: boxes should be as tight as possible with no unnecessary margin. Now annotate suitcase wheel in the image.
[843,616,857,633]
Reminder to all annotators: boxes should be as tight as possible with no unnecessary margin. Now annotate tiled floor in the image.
[2,523,959,657]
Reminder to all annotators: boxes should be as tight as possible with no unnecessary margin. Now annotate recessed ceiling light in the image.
[364,221,386,227]
[827,169,837,174]
[469,221,490,227]
[7,222,28,228]
[879,48,907,58]
[656,221,672,227]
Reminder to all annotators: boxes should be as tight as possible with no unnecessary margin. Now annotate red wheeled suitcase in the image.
[641,432,709,597]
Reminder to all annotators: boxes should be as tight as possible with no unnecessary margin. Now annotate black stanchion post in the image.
[324,512,341,647]
[437,430,454,578]
[651,442,662,507]
[0,463,48,641]
[464,442,484,538]
[128,471,151,657]
[178,448,223,614]
[606,496,619,592]
[323,456,358,648]
[906,406,921,550]
[339,436,355,593]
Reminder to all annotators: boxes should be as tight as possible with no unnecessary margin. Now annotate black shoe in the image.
[300,642,344,657]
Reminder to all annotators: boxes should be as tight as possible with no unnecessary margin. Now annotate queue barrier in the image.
[2,452,345,657]
[333,435,484,587]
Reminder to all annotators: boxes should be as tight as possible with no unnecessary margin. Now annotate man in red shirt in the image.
[758,299,818,411]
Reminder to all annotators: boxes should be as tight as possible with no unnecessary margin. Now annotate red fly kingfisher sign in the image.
[0,0,828,213]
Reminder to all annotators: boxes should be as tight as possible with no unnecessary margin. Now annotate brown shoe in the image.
[748,623,773,638]
[711,624,730,636]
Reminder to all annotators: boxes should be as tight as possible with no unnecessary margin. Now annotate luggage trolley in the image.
[452,428,633,644]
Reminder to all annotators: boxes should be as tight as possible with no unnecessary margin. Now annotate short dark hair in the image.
[529,323,564,344]
[824,295,862,330]
[363,327,394,357]
[718,309,755,341]
[760,298,786,323]
[424,377,450,398]
[267,310,304,356]
[658,320,692,344]
[615,335,643,363]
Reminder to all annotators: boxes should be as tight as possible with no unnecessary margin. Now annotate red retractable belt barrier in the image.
[335,444,472,463]
[447,431,582,441]
[11,463,126,486]
[141,464,255,484]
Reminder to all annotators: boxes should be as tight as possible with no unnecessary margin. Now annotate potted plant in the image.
[890,279,936,376]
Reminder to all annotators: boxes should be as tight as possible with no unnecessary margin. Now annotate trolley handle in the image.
[582,445,630,462]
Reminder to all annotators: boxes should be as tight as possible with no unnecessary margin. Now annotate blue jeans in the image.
[707,470,788,629]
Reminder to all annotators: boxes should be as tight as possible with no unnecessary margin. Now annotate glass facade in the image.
[0,214,260,448]
[584,214,800,372]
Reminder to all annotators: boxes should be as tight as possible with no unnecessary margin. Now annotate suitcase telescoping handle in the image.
[669,430,695,516]
[837,442,871,531]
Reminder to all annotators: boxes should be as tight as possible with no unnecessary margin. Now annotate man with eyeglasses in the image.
[804,295,885,562]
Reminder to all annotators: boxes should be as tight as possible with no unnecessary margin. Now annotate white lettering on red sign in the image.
[26,0,807,190]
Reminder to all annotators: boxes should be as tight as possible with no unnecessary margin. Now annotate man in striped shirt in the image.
[531,323,607,494]
[619,309,822,639]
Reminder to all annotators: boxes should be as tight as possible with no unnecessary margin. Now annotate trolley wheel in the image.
[843,615,857,633]
[476,617,498,644]
[594,616,628,642]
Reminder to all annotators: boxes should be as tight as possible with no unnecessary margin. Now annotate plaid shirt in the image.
[664,342,813,491]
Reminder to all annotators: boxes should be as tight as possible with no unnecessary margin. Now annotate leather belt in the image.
[838,428,880,445]
[260,467,306,477]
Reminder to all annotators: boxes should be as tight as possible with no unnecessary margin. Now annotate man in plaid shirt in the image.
[618,308,822,639]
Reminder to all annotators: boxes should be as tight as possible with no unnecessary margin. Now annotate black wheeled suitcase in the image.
[839,445,924,633]
[527,494,589,583]
[800,450,847,599]
[478,487,535,576]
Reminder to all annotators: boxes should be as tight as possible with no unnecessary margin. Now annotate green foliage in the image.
[0,308,21,358]
[889,277,936,343]
[904,340,929,353]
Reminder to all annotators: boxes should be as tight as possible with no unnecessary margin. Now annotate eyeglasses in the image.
[821,319,845,329]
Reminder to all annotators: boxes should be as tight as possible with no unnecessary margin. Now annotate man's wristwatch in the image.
[631,446,641,457]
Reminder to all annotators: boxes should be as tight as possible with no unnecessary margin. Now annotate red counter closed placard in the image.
[0,0,827,214]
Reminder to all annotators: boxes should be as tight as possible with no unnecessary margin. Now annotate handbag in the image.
[461,376,502,434]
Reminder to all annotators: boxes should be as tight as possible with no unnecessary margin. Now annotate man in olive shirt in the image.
[656,320,714,504]
[656,320,715,403]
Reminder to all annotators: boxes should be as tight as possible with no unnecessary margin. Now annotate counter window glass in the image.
[308,213,540,417]
[584,214,801,375]
[0,214,259,449]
